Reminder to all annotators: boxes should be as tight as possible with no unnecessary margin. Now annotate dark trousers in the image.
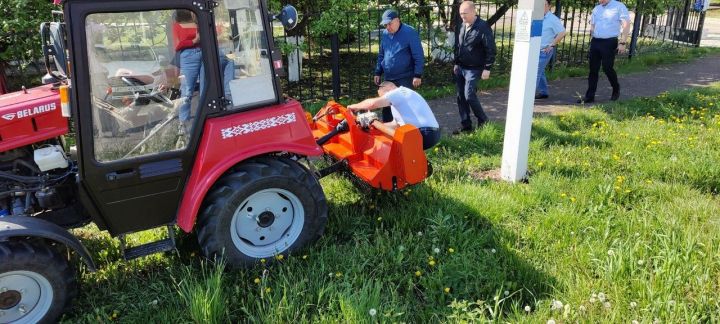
[585,37,620,99]
[382,77,414,122]
[419,127,441,150]
[455,68,488,128]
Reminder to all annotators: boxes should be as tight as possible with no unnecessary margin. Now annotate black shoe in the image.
[535,94,549,99]
[576,97,595,104]
[452,126,473,135]
[610,90,620,101]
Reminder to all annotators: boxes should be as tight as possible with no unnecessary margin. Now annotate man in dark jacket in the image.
[453,0,496,134]
[374,9,424,122]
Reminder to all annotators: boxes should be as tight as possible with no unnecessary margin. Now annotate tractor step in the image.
[119,225,176,261]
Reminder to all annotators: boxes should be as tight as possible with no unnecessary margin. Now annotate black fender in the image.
[0,216,97,272]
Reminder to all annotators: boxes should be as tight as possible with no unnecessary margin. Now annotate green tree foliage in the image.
[0,0,55,93]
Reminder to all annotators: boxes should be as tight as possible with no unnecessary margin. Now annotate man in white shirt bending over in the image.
[348,81,440,150]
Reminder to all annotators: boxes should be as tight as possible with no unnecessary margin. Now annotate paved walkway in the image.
[430,54,720,134]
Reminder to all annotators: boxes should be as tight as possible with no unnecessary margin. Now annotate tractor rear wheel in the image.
[0,241,77,324]
[197,156,328,268]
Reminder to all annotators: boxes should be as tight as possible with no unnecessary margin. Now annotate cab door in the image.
[66,0,222,235]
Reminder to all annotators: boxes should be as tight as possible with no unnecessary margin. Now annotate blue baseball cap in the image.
[380,9,399,25]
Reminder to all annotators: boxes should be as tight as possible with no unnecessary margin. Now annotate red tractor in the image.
[0,0,430,322]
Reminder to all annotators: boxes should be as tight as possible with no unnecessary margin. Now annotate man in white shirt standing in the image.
[348,81,440,150]
[535,0,566,100]
[578,0,630,103]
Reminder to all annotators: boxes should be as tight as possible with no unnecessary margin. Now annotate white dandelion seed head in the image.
[632,321,639,324]
[598,292,606,302]
[433,247,440,254]
[493,295,499,301]
[369,308,377,316]
[653,318,660,324]
[329,272,334,277]
[579,305,587,312]
[570,231,575,236]
[603,301,611,309]
[491,248,497,254]
[607,249,615,256]
[634,232,640,237]
[630,301,638,308]
[504,290,509,296]
[638,259,645,266]
[417,231,423,236]
[590,297,597,303]
[547,319,556,324]
[551,300,564,311]
[524,305,531,312]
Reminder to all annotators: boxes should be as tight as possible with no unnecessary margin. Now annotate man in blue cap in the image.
[374,9,425,122]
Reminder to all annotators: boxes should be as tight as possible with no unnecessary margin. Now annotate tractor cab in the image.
[62,0,302,237]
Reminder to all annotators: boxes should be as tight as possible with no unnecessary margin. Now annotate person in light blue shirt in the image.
[535,0,566,99]
[577,0,630,103]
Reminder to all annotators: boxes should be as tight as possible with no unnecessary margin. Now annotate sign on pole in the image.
[500,0,545,182]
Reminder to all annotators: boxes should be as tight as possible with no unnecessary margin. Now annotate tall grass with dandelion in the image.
[64,83,720,323]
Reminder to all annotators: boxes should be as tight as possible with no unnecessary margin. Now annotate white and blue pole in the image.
[500,0,545,182]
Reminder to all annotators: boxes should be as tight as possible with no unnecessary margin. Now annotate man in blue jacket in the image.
[374,9,425,122]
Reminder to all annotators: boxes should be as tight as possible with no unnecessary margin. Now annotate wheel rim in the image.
[0,271,53,324]
[230,188,305,258]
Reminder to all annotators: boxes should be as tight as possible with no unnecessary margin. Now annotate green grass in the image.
[61,83,720,322]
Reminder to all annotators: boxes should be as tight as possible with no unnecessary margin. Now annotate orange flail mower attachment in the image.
[309,101,429,191]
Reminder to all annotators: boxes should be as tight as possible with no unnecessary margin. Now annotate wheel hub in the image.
[0,290,21,310]
[257,211,276,228]
[231,188,305,258]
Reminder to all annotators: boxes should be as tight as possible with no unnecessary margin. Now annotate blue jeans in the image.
[219,54,235,102]
[536,47,554,96]
[419,127,441,150]
[455,67,488,128]
[178,48,204,122]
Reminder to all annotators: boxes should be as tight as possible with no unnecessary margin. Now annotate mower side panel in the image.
[176,100,322,232]
[0,216,97,271]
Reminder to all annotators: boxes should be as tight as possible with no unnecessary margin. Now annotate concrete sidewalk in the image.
[430,54,720,134]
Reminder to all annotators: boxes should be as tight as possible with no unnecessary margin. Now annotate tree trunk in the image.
[0,61,8,95]
[487,1,517,27]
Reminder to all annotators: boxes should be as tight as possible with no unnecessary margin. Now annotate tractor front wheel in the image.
[197,156,328,267]
[0,241,77,324]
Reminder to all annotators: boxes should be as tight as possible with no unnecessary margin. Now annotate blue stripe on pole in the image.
[530,19,543,37]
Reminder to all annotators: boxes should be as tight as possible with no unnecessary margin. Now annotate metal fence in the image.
[2,1,706,97]
[277,1,707,102]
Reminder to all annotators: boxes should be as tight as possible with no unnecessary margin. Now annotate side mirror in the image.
[273,5,298,31]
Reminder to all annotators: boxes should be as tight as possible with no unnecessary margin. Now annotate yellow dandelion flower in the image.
[377,217,382,222]
[429,260,436,267]
[415,270,422,277]
[434,147,439,152]
[448,248,455,253]
[624,189,631,193]
[560,193,567,198]
[260,258,266,263]
[265,287,272,293]
[302,255,308,260]
[570,197,576,202]
[254,277,261,284]
[335,272,343,278]
[444,287,451,294]
[537,162,544,167]
[276,254,284,261]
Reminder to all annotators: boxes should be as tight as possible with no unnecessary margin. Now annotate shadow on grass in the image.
[322,180,557,321]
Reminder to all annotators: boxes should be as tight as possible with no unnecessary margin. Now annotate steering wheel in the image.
[121,76,174,108]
